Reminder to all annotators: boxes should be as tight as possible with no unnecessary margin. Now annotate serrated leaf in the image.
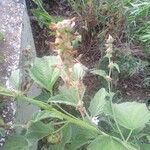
[91,69,107,79]
[71,63,87,81]
[26,121,54,143]
[32,110,63,122]
[30,56,60,92]
[48,86,81,106]
[87,136,128,150]
[113,102,150,130]
[113,63,120,73]
[2,135,29,150]
[89,88,108,117]
[68,125,98,150]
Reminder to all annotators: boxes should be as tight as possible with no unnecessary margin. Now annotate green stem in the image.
[55,104,77,119]
[108,57,125,142]
[53,121,68,125]
[125,130,133,142]
[18,95,107,135]
[50,89,53,97]
[110,97,125,141]
[52,122,69,134]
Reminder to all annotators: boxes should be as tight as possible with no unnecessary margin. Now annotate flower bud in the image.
[108,62,114,69]
[105,76,112,82]
[106,35,114,44]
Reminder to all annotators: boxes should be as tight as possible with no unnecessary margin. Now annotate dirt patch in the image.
[117,74,149,101]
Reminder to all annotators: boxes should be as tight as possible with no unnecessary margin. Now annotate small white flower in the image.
[91,117,99,126]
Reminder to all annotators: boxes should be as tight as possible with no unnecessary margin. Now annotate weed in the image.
[32,0,63,27]
[68,0,126,44]
[125,0,150,51]
[116,54,149,76]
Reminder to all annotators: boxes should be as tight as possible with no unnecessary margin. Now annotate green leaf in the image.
[140,143,150,150]
[30,56,60,92]
[26,121,54,142]
[72,35,81,49]
[48,124,72,150]
[2,135,29,150]
[34,90,51,102]
[32,0,43,7]
[71,63,87,81]
[87,136,128,150]
[147,136,150,143]
[48,87,79,106]
[91,69,107,79]
[32,9,52,27]
[113,63,120,73]
[32,110,63,122]
[0,85,15,97]
[89,88,108,117]
[68,125,98,150]
[113,102,150,130]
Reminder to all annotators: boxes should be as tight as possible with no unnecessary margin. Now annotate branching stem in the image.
[126,130,133,142]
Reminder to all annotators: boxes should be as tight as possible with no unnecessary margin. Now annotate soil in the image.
[26,0,150,102]
[118,75,149,101]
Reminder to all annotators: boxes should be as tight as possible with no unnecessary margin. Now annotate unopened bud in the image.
[108,62,114,69]
[105,76,112,82]
[106,35,114,44]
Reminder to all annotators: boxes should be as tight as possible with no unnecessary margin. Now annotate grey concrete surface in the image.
[0,0,38,148]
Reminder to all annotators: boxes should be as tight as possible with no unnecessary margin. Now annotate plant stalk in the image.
[108,56,125,142]
[125,130,133,142]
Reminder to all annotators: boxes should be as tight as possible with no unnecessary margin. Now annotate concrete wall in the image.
[0,1,39,148]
